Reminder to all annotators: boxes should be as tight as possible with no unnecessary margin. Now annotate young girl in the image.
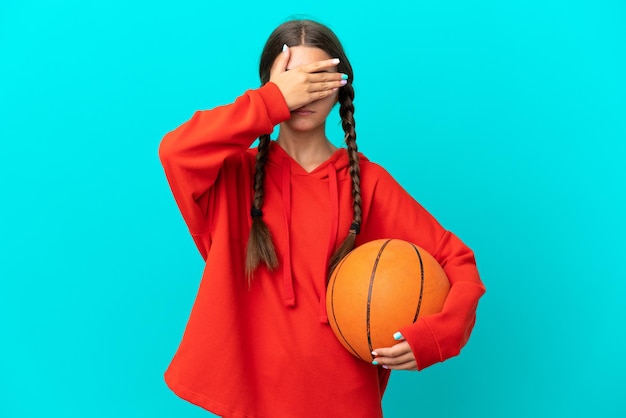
[160,19,485,418]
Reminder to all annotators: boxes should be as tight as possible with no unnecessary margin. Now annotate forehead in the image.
[286,46,332,70]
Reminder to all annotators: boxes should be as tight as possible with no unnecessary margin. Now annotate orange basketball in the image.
[326,239,450,362]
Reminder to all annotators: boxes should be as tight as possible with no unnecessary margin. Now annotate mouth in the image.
[292,107,314,116]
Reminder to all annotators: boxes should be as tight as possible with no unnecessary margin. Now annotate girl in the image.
[160,19,485,418]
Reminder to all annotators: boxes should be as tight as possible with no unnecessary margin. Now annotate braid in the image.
[252,135,271,210]
[328,84,362,275]
[340,84,362,227]
[246,134,278,280]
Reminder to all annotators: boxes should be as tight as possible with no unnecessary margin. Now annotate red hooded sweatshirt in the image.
[159,82,485,418]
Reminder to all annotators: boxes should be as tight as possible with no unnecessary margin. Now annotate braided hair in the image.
[246,133,278,278]
[328,81,361,275]
[247,20,361,279]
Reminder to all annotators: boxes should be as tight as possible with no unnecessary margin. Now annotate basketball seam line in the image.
[410,243,425,323]
[330,254,362,360]
[366,239,392,359]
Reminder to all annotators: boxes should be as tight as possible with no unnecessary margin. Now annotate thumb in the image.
[270,44,290,78]
[393,332,405,341]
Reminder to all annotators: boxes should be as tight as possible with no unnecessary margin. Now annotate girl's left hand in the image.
[371,333,417,371]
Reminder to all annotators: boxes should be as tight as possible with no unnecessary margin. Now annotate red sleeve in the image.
[362,165,486,370]
[158,82,290,254]
[400,231,485,370]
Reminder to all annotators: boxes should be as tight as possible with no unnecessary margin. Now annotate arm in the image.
[364,166,486,370]
[400,230,485,370]
[158,82,290,242]
[159,49,347,255]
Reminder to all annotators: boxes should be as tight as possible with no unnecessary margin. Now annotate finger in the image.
[372,354,417,371]
[372,340,412,359]
[372,351,417,371]
[306,80,348,95]
[307,71,347,83]
[382,359,417,371]
[306,72,348,86]
[301,57,341,73]
[371,348,412,363]
[270,44,291,78]
[393,332,406,342]
[376,351,415,365]
[371,345,408,360]
[303,73,348,96]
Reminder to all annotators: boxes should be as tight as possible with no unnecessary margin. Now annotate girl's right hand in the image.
[269,46,347,111]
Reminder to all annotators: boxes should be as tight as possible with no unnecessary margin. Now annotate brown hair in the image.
[246,20,361,279]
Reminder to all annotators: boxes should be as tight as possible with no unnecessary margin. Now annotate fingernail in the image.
[340,79,347,86]
[382,365,389,370]
[393,332,404,341]
[372,360,379,366]
[332,58,340,64]
[282,44,288,52]
[371,351,378,356]
[341,73,348,80]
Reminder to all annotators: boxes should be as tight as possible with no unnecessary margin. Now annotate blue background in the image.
[1,1,624,417]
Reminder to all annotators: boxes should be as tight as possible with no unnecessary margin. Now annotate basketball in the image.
[326,239,451,362]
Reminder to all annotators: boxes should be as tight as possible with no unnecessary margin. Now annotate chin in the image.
[288,122,321,132]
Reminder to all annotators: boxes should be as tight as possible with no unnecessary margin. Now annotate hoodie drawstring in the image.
[281,158,296,307]
[319,163,339,323]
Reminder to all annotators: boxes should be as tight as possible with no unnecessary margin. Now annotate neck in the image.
[276,125,338,172]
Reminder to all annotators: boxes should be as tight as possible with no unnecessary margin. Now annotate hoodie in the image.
[159,82,486,418]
